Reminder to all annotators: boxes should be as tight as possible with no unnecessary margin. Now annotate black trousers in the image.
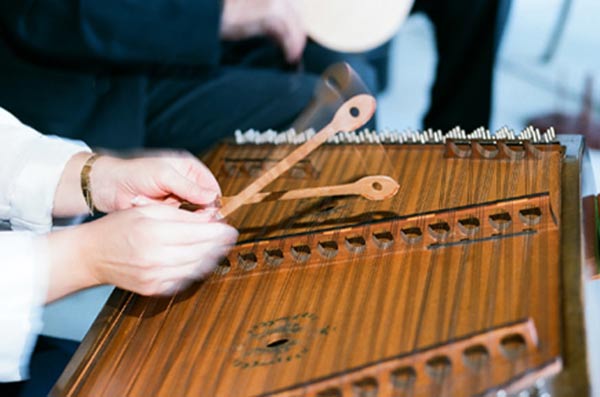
[411,0,512,132]
[143,40,378,153]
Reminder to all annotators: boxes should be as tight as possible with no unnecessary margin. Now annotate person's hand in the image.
[45,205,238,301]
[90,152,221,213]
[220,0,307,63]
[53,151,223,217]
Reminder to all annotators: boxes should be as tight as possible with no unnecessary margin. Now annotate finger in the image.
[152,255,225,283]
[268,3,306,63]
[149,220,238,246]
[165,154,222,196]
[283,12,306,63]
[183,160,222,196]
[284,29,306,63]
[131,195,187,208]
[157,168,220,205]
[137,204,223,224]
[154,280,186,297]
[131,195,165,207]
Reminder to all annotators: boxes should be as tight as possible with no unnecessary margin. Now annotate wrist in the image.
[45,225,103,302]
[88,155,123,213]
[52,151,95,217]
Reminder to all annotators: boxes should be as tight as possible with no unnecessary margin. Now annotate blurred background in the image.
[379,0,599,134]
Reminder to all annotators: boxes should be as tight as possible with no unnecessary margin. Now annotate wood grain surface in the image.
[51,139,588,397]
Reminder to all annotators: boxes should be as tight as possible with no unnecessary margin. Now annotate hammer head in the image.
[292,62,373,133]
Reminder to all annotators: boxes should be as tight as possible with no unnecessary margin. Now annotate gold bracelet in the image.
[80,153,101,215]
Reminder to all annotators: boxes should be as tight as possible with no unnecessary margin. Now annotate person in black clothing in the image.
[0,0,510,155]
[411,0,513,132]
[0,0,377,153]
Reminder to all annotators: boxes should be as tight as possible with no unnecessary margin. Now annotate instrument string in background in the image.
[227,144,299,395]
[481,157,507,333]
[190,142,300,387]
[501,152,522,325]
[441,153,500,344]
[109,296,172,395]
[186,142,275,394]
[291,143,385,393]
[146,297,199,395]
[332,142,395,377]
[175,144,251,395]
[258,147,344,394]
[253,143,356,392]
[364,142,406,367]
[216,142,303,395]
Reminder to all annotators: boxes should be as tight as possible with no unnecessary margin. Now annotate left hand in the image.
[90,152,221,213]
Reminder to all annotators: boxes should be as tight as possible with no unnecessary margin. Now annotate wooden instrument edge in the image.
[550,135,591,395]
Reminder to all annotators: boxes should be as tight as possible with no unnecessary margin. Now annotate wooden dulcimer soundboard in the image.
[52,125,592,396]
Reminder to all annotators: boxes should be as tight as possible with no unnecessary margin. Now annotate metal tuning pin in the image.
[235,126,560,146]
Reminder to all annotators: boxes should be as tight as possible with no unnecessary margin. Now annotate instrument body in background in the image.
[51,132,592,396]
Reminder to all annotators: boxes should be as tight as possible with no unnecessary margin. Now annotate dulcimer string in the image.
[203,95,380,394]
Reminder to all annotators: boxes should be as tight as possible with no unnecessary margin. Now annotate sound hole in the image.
[318,241,339,259]
[372,181,383,191]
[264,248,284,267]
[463,344,489,371]
[400,227,422,244]
[350,107,360,117]
[390,366,416,389]
[425,355,452,380]
[266,338,289,349]
[345,236,366,253]
[373,231,394,249]
[489,212,512,231]
[238,252,258,271]
[316,388,342,397]
[352,377,378,397]
[214,258,231,275]
[500,333,527,360]
[519,207,542,225]
[458,216,480,236]
[428,221,451,240]
[291,245,311,263]
[317,199,338,216]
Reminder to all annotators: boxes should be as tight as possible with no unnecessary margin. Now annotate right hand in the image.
[220,0,307,63]
[46,205,238,300]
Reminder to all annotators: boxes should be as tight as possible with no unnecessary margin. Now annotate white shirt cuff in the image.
[9,135,90,233]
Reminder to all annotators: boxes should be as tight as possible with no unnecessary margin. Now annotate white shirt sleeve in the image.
[0,107,91,381]
[0,107,90,233]
[0,231,48,381]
